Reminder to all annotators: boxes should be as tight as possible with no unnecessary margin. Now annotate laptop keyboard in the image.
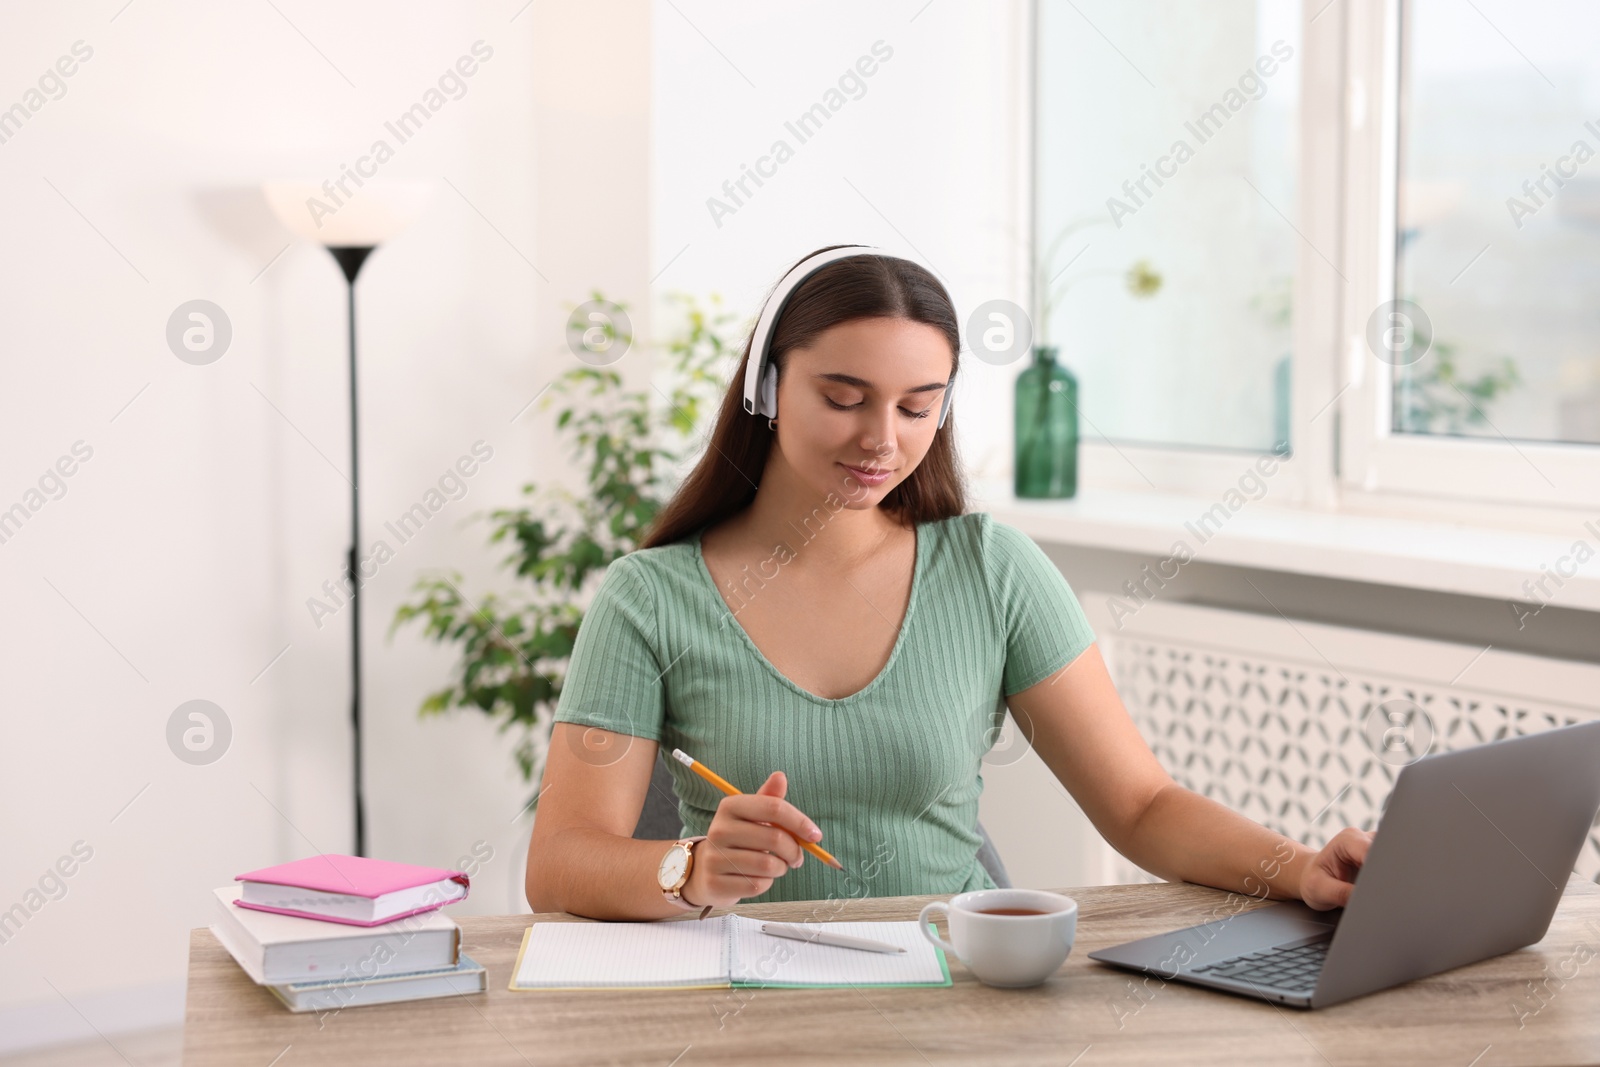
[1189,937,1331,993]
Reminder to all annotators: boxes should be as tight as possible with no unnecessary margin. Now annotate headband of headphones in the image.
[741,244,954,429]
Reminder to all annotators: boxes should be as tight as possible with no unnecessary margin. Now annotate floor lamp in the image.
[263,180,431,858]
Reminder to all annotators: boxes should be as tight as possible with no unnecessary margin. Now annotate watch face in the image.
[657,845,688,890]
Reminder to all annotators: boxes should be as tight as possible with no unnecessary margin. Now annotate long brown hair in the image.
[640,245,968,549]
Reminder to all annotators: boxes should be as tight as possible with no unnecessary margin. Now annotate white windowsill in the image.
[970,480,1600,614]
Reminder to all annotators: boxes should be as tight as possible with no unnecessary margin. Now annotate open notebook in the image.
[510,915,951,991]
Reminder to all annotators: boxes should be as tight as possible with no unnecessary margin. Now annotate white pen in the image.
[761,922,906,954]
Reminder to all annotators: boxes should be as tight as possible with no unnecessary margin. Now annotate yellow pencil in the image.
[670,749,844,870]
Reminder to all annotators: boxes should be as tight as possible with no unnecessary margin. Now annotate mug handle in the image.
[918,901,957,955]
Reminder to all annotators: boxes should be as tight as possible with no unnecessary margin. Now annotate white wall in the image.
[0,0,657,1050]
[650,0,1029,483]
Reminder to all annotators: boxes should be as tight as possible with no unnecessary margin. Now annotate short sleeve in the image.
[981,515,1097,695]
[552,556,666,741]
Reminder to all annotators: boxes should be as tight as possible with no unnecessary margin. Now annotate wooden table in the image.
[183,874,1600,1066]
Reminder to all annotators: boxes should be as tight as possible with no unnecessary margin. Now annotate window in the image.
[1034,1,1302,456]
[1393,0,1600,447]
[1032,0,1600,512]
[1341,0,1600,509]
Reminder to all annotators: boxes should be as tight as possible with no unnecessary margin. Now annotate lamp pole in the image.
[328,244,375,858]
[263,177,431,860]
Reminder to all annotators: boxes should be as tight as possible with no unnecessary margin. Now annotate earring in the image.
[767,418,778,431]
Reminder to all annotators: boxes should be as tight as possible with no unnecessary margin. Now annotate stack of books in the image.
[208,854,486,1012]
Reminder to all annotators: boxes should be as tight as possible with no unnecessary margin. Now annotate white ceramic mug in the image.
[918,888,1078,988]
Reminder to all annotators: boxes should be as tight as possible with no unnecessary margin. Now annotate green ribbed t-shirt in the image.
[550,510,1097,904]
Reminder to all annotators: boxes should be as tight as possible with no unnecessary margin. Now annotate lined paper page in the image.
[727,917,949,987]
[511,917,729,989]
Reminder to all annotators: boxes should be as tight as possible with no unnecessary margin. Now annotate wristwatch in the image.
[657,835,712,918]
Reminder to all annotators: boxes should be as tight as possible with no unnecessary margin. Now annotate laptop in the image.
[1088,719,1600,1009]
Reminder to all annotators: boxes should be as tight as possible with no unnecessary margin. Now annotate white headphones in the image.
[741,244,954,429]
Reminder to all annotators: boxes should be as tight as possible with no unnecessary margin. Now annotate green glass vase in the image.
[1014,345,1078,499]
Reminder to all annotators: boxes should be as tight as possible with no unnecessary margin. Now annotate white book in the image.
[208,886,460,985]
[267,953,487,1013]
[509,914,951,991]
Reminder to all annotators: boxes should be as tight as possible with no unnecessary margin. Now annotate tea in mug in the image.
[977,907,1050,916]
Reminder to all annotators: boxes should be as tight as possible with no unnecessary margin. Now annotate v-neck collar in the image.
[690,521,927,707]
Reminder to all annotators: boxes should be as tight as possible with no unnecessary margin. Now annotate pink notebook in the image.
[234,854,470,927]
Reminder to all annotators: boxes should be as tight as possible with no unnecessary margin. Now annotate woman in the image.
[525,245,1373,920]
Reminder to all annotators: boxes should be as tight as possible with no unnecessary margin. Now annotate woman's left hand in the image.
[1299,827,1376,911]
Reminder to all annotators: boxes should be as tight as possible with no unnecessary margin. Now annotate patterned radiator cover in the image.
[1079,597,1600,887]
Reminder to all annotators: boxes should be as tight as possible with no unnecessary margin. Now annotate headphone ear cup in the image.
[760,362,778,418]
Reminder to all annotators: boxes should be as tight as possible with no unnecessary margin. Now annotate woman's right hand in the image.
[682,770,823,907]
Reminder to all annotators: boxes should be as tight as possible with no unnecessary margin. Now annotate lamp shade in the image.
[263,180,432,246]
